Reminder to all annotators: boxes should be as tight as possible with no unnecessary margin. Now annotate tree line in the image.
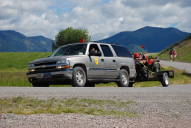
[52,27,90,51]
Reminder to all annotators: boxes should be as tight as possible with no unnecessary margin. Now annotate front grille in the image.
[34,61,57,72]
[35,61,56,66]
[36,66,56,70]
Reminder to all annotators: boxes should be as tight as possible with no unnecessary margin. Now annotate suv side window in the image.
[112,45,132,57]
[89,44,102,56]
[100,45,113,57]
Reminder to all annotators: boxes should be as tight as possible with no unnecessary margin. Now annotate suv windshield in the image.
[52,44,87,56]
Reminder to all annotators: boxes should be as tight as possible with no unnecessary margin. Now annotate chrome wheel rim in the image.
[76,71,84,86]
[163,73,169,85]
[121,73,128,85]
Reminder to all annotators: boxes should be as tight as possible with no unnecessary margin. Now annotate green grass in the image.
[159,36,191,63]
[0,97,136,117]
[0,52,190,87]
[0,52,50,86]
[0,52,50,72]
[0,72,31,86]
[0,66,190,87]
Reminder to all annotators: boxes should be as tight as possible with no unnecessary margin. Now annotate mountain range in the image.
[100,26,191,52]
[0,30,53,52]
[0,26,190,52]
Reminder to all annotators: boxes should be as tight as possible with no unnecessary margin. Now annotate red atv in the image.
[133,53,174,87]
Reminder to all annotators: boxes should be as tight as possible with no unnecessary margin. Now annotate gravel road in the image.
[160,60,191,73]
[0,85,191,128]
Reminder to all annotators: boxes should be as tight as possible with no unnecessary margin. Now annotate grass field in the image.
[159,36,191,63]
[0,97,136,117]
[0,52,50,86]
[0,52,51,71]
[0,52,190,87]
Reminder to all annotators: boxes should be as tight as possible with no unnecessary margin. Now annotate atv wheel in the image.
[154,63,161,72]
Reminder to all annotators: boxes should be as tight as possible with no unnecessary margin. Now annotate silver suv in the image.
[27,42,136,87]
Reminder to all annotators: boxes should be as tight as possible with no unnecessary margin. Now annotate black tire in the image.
[72,66,87,87]
[160,72,169,87]
[128,82,134,87]
[85,82,95,87]
[117,69,130,87]
[154,63,161,72]
[32,82,49,87]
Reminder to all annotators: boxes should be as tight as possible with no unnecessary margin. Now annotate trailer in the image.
[134,54,174,87]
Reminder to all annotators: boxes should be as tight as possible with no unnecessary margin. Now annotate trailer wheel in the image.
[160,72,169,87]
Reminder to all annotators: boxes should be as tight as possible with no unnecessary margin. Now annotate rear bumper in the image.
[27,69,73,83]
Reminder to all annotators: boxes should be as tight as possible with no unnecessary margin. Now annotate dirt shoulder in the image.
[1,114,191,128]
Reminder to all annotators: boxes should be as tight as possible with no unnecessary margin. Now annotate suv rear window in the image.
[112,45,132,57]
[100,45,113,57]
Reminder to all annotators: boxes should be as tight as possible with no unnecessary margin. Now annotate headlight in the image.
[57,60,66,64]
[56,59,70,65]
[29,69,35,72]
[56,59,70,69]
[28,63,35,68]
[28,63,35,72]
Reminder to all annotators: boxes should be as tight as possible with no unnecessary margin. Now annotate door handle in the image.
[113,60,116,62]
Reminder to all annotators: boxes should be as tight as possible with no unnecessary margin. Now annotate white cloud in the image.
[0,0,191,40]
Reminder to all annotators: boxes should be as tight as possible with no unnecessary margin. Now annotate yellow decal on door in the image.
[94,58,99,65]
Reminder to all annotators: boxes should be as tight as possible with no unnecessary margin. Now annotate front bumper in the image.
[27,69,73,83]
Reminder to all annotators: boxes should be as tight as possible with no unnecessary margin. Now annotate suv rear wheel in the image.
[72,66,87,87]
[117,69,130,87]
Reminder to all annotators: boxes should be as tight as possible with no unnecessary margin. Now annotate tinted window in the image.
[89,44,102,56]
[112,45,132,57]
[100,45,113,57]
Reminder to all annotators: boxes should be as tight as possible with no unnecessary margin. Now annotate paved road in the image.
[160,60,191,73]
[0,85,191,102]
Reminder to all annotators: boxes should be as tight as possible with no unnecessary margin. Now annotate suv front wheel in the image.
[72,66,87,87]
[117,69,130,87]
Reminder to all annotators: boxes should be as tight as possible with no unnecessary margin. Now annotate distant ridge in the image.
[100,26,191,52]
[0,30,53,52]
[159,36,191,63]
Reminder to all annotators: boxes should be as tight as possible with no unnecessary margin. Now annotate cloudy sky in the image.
[0,0,191,40]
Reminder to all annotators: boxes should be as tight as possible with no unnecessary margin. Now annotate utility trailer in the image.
[133,53,174,87]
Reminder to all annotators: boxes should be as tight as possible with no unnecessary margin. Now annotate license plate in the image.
[43,73,51,78]
[36,73,44,78]
[35,73,51,78]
